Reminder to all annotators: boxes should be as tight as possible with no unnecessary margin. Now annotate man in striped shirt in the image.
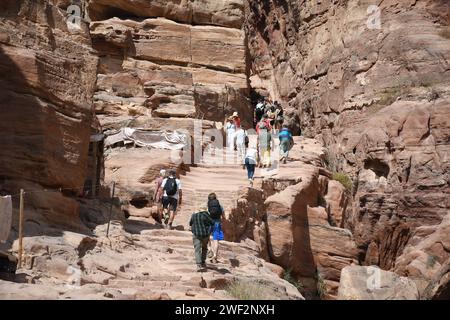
[189,207,214,271]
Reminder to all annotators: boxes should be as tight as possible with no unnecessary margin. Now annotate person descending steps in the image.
[161,169,182,230]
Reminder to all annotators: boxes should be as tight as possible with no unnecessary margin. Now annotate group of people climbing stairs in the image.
[151,98,294,271]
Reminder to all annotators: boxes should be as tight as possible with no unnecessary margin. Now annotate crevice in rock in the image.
[364,158,390,178]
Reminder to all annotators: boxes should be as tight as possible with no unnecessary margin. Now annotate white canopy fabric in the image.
[105,128,188,150]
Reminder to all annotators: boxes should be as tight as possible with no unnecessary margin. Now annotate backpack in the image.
[164,177,178,196]
[208,199,222,220]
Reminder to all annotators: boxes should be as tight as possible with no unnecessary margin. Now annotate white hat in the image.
[160,169,166,176]
[232,111,239,117]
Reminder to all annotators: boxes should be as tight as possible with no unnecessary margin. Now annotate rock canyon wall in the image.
[1,0,449,300]
[0,0,98,232]
[245,0,450,297]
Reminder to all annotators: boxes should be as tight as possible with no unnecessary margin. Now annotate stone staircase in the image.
[175,134,285,229]
[176,148,251,229]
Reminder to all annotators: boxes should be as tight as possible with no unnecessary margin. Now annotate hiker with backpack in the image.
[244,140,258,186]
[160,169,182,230]
[189,206,214,272]
[207,193,224,263]
[153,169,166,223]
[279,125,294,164]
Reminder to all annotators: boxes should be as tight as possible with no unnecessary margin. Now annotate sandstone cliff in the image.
[0,0,98,232]
[245,0,450,296]
[1,0,449,300]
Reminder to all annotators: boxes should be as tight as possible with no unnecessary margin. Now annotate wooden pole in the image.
[106,182,116,238]
[18,189,24,268]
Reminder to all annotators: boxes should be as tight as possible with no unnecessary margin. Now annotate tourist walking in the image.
[244,140,258,186]
[273,101,284,133]
[257,115,272,168]
[153,169,166,223]
[189,206,214,272]
[225,116,236,152]
[279,125,294,164]
[161,169,182,230]
[207,193,224,263]
[254,99,265,127]
[232,111,241,129]
[234,127,248,163]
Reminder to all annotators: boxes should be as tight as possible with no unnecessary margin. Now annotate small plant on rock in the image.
[426,255,438,269]
[332,172,353,192]
[316,272,327,299]
[283,268,304,292]
[226,279,267,300]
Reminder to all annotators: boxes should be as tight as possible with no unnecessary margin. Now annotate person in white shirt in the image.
[243,141,258,187]
[225,116,236,151]
[234,128,247,162]
[160,169,182,229]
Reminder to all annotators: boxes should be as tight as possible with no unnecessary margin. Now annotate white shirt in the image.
[161,177,182,200]
[244,148,258,164]
[235,129,247,145]
[226,122,236,134]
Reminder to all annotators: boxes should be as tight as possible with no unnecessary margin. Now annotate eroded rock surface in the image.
[245,0,450,288]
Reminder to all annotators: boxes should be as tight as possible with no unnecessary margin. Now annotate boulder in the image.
[338,266,419,300]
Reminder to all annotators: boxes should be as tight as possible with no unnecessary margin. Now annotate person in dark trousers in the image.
[244,140,258,186]
[160,169,182,229]
[207,193,224,263]
[189,207,214,272]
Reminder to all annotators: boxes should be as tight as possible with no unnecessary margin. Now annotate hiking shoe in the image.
[283,158,287,164]
[196,265,203,272]
[201,263,207,269]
